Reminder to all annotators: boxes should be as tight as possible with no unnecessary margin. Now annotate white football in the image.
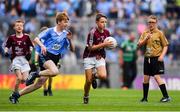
[104,36,117,49]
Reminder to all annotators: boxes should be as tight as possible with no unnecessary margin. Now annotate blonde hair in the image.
[14,18,25,26]
[56,12,69,24]
[148,15,157,22]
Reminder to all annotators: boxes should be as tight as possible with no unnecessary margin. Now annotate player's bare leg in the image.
[83,68,93,104]
[39,60,59,76]
[26,60,58,86]
[20,77,48,96]
[92,65,107,89]
[96,66,107,80]
[21,71,29,85]
[10,71,29,104]
[14,70,23,92]
[12,70,28,96]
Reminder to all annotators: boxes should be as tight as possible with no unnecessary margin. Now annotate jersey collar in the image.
[54,26,67,36]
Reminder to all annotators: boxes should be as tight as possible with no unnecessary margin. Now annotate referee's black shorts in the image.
[144,57,164,76]
[39,52,60,70]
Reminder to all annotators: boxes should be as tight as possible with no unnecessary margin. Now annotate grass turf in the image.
[0,89,179,111]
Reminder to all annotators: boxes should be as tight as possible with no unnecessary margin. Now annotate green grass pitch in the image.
[0,89,180,111]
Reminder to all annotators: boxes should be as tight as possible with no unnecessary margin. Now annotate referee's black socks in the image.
[143,83,149,99]
[159,84,169,98]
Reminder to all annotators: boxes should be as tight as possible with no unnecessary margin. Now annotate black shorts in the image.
[144,57,164,76]
[39,52,60,70]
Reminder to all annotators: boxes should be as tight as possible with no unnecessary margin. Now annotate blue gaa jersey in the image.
[35,27,70,56]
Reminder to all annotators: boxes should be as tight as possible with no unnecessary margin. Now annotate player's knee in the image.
[99,75,107,80]
[34,81,43,88]
[17,77,23,83]
[50,68,59,75]
[20,79,25,84]
[143,81,149,84]
[143,79,149,83]
[86,79,92,85]
[143,78,149,83]
[34,83,42,89]
[34,79,46,88]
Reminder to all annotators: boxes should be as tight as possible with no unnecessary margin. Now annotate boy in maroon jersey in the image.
[83,13,113,104]
[4,19,33,104]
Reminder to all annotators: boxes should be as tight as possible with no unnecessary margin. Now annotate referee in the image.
[137,15,171,102]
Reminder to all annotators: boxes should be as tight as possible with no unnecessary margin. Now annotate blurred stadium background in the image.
[0,0,180,90]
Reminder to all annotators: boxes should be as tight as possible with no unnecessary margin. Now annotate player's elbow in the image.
[33,37,39,44]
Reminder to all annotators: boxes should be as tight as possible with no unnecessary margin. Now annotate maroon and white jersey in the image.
[83,27,110,59]
[5,34,33,59]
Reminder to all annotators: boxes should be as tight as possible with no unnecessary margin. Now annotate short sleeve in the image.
[5,36,12,48]
[26,36,34,47]
[138,32,145,43]
[159,31,169,47]
[87,28,96,47]
[86,33,92,46]
[38,29,49,40]
[107,30,110,37]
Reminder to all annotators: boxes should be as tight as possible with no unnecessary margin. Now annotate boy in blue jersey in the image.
[33,26,54,96]
[38,26,54,96]
[9,12,75,104]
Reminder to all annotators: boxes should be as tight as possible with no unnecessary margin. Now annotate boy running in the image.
[4,19,33,103]
[83,13,113,104]
[9,12,74,104]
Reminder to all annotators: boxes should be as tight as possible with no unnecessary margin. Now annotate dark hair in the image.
[96,13,107,21]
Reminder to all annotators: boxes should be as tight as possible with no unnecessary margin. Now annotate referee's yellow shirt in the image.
[138,29,169,57]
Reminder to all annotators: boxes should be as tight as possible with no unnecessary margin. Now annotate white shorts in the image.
[11,56,31,73]
[83,57,106,70]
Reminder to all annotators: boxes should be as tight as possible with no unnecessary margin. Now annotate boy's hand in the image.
[158,56,164,62]
[67,31,72,40]
[41,45,47,55]
[104,40,113,47]
[145,33,152,40]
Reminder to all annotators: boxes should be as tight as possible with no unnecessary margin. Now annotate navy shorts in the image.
[39,52,60,70]
[144,57,165,76]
